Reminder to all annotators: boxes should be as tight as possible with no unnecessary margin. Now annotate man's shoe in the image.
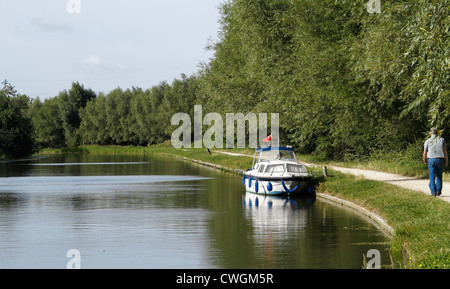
[437,192,442,196]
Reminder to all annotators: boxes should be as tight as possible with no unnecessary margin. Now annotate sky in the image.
[0,0,223,99]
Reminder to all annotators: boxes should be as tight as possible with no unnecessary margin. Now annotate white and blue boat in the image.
[242,146,314,196]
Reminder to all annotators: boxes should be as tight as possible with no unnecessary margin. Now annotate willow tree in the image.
[199,0,449,159]
[58,82,96,147]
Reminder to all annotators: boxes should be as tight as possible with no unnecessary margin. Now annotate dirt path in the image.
[216,151,450,203]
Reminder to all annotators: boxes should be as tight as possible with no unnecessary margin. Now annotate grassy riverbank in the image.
[40,143,256,173]
[320,171,449,269]
[39,142,449,268]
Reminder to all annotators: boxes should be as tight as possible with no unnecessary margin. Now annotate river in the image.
[0,154,391,269]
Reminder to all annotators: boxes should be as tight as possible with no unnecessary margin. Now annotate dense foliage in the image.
[1,0,449,161]
[78,75,198,146]
[0,81,34,159]
[30,75,198,150]
[198,0,450,160]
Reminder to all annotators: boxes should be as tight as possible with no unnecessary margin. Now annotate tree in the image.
[58,82,96,147]
[30,97,65,149]
[79,93,110,145]
[198,0,447,160]
[0,80,34,158]
[129,87,152,146]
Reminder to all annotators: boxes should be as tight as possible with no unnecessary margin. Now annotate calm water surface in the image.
[0,154,391,269]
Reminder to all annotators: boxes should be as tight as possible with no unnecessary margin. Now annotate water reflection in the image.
[0,192,25,211]
[242,193,314,234]
[0,154,391,269]
[0,175,212,194]
[237,192,391,269]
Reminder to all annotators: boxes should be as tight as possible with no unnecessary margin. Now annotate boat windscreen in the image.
[259,150,297,162]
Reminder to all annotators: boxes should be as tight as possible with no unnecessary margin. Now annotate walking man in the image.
[423,128,448,196]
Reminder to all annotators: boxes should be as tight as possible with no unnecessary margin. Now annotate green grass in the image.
[38,142,450,268]
[318,170,449,268]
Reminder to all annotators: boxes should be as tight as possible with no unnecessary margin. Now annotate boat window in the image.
[258,165,265,173]
[259,149,297,162]
[287,164,306,173]
[265,164,284,173]
[278,151,296,160]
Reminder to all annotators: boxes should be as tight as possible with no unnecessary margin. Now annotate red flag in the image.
[263,135,272,143]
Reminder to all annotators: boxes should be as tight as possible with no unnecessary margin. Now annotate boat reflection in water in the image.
[241,192,317,268]
[241,191,393,269]
[242,192,315,231]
